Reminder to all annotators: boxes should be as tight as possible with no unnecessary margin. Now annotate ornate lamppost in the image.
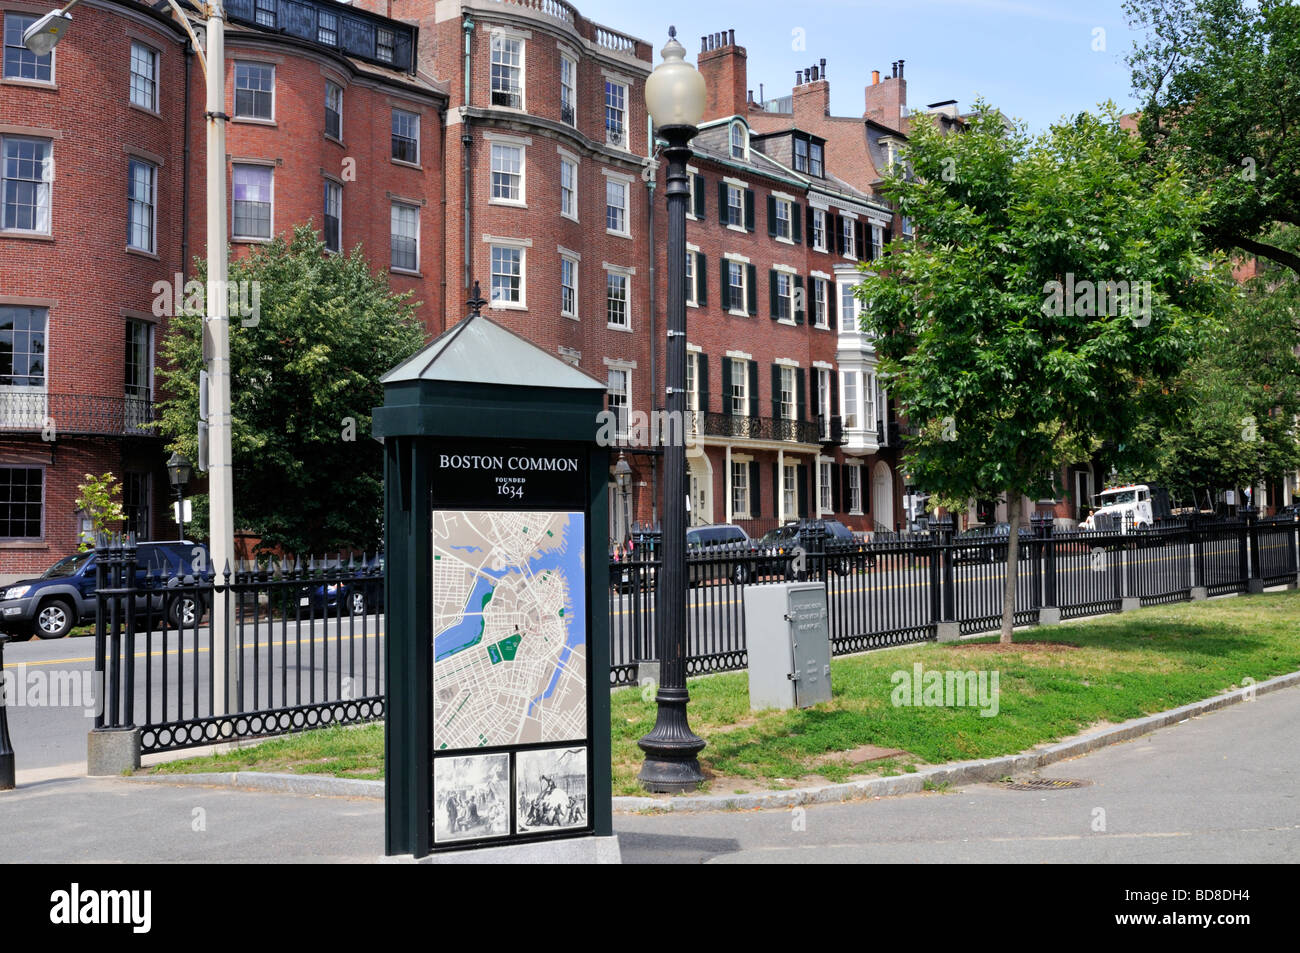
[637,28,707,792]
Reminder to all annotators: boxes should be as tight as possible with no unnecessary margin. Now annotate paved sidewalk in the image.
[2,684,1296,863]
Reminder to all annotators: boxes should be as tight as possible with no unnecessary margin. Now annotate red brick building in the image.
[1,0,445,582]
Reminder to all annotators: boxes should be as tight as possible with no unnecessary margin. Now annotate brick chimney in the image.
[697,29,747,121]
[791,58,830,119]
[864,58,907,129]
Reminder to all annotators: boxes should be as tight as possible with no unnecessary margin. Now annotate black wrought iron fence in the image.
[93,537,384,754]
[610,509,1297,687]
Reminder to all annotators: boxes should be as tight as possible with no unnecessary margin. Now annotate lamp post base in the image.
[637,691,706,793]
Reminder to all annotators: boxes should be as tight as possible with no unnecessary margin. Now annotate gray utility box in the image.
[743,582,833,711]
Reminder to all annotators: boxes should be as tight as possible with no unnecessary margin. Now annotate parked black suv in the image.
[0,541,211,640]
[756,519,870,578]
[686,523,753,585]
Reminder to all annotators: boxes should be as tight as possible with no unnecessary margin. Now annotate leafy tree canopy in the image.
[1126,0,1300,274]
[156,225,427,556]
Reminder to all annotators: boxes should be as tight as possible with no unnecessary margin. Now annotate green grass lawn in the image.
[148,591,1300,795]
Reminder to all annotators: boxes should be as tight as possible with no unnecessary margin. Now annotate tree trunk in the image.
[1000,496,1021,644]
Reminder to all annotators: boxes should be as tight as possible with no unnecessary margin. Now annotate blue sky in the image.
[578,0,1145,133]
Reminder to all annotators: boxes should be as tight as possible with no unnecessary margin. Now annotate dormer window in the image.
[730,121,747,160]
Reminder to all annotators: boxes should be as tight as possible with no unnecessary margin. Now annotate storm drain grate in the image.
[1003,777,1092,791]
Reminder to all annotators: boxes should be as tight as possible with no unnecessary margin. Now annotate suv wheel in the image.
[349,590,367,616]
[35,599,75,639]
[835,556,852,577]
[732,563,748,585]
[168,594,202,629]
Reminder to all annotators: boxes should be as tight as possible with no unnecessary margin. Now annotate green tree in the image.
[1123,232,1300,504]
[74,472,126,550]
[859,104,1221,642]
[156,225,426,556]
[1126,0,1300,275]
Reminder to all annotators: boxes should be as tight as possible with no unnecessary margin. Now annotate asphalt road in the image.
[2,615,383,778]
[1,681,1293,863]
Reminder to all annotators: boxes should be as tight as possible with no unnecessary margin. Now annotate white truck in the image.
[1080,484,1172,533]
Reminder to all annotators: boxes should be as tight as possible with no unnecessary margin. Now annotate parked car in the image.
[296,555,385,616]
[952,523,1035,563]
[756,519,870,579]
[0,541,212,640]
[686,524,753,585]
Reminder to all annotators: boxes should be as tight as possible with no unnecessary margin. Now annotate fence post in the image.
[1189,511,1207,600]
[1035,513,1060,625]
[87,534,141,776]
[1290,512,1300,591]
[1244,506,1264,594]
[936,514,959,642]
[1120,527,1140,612]
[926,515,941,626]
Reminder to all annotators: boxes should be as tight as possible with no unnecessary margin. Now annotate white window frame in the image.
[0,465,45,541]
[842,369,860,430]
[325,81,344,142]
[231,163,274,241]
[126,157,157,254]
[726,184,744,230]
[783,463,797,517]
[809,141,824,177]
[817,367,831,437]
[0,136,51,235]
[773,196,793,242]
[811,208,827,251]
[560,251,578,319]
[726,258,747,317]
[686,165,699,221]
[813,277,829,328]
[560,154,578,221]
[871,222,885,261]
[730,357,748,416]
[864,370,877,431]
[730,121,747,160]
[489,243,526,309]
[686,244,698,307]
[323,178,342,253]
[391,107,420,165]
[839,280,859,333]
[3,12,54,85]
[779,366,797,420]
[731,460,750,519]
[129,41,159,112]
[841,215,855,258]
[233,61,275,121]
[848,465,863,514]
[490,142,525,206]
[604,173,631,237]
[559,52,577,127]
[819,461,833,514]
[685,350,699,412]
[390,200,420,273]
[607,367,631,437]
[490,33,525,111]
[604,79,628,149]
[605,266,631,330]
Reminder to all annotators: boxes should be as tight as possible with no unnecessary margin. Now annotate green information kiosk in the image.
[373,290,618,861]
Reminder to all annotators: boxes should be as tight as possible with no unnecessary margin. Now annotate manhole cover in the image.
[1003,777,1092,791]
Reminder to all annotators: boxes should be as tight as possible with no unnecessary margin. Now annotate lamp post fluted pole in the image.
[638,28,706,792]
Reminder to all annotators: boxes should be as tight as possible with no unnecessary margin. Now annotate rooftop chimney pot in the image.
[820,57,826,78]
[898,58,905,79]
[872,69,880,86]
[728,28,734,46]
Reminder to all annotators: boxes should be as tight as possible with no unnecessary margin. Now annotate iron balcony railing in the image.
[0,392,159,437]
[697,411,820,444]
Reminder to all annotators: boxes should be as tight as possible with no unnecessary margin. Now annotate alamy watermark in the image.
[1041,273,1152,326]
[151,272,261,327]
[890,662,1000,717]
[0,665,103,717]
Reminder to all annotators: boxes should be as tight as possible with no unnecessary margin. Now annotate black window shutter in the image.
[747,361,759,418]
[721,357,733,415]
[719,257,730,311]
[830,370,839,424]
[772,462,780,519]
[749,460,761,518]
[806,204,815,246]
[797,368,806,421]
[693,173,705,218]
[744,189,755,232]
[766,195,777,238]
[768,269,778,320]
[698,353,710,413]
[864,468,872,514]
[798,465,809,518]
[792,203,802,244]
[746,264,758,315]
[832,462,842,513]
[855,220,866,260]
[696,253,707,307]
[794,274,805,324]
[865,221,875,260]
[770,363,781,419]
[829,278,838,327]
[835,215,845,255]
[841,464,851,511]
[718,181,728,226]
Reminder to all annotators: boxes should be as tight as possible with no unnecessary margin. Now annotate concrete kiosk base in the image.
[936,621,961,643]
[1248,578,1265,594]
[87,727,141,776]
[1191,586,1208,601]
[417,834,622,865]
[1037,607,1061,625]
[1121,597,1141,612]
